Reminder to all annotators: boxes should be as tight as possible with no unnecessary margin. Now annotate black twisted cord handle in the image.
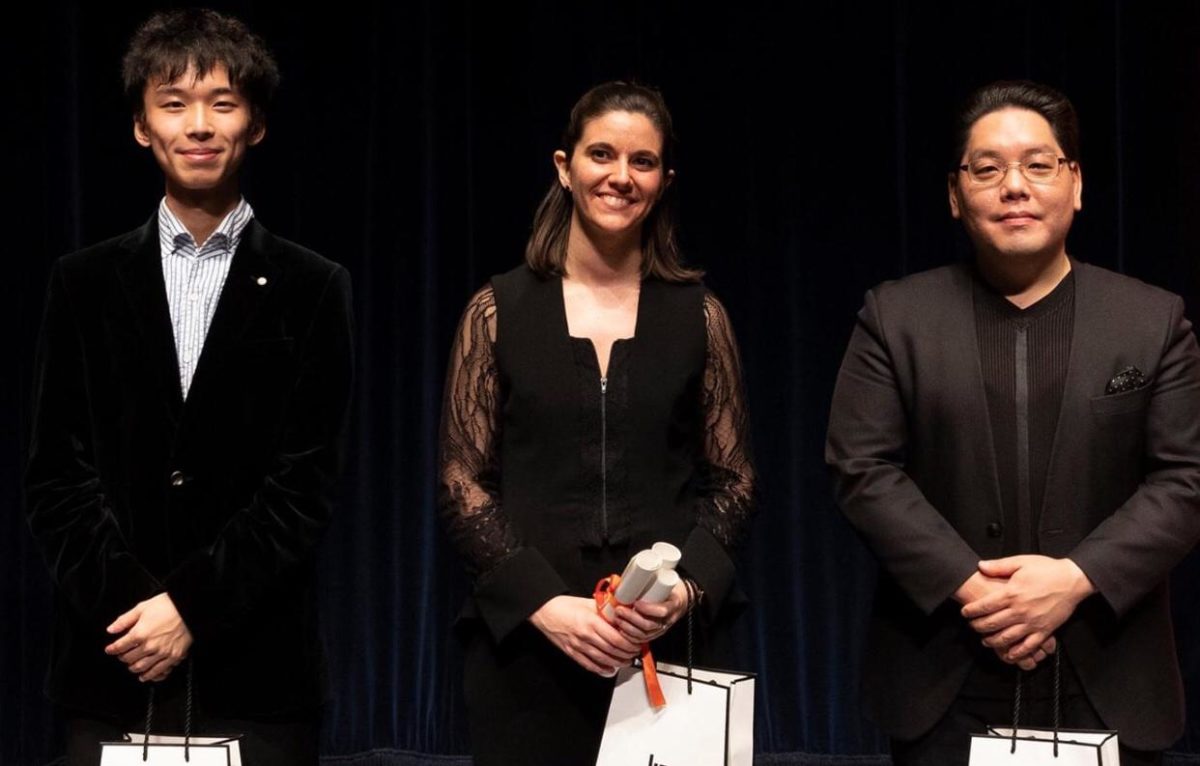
[139,658,195,762]
[141,686,156,761]
[1009,645,1063,756]
[1052,649,1061,757]
[684,577,697,695]
[1010,668,1023,754]
[185,659,195,761]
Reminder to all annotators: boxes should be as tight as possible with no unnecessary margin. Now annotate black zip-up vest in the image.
[491,265,707,594]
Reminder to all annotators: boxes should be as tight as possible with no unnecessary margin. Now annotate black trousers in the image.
[891,654,1161,766]
[462,545,739,766]
[462,545,635,766]
[63,687,319,766]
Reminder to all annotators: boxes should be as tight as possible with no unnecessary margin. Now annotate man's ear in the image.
[948,173,962,220]
[1071,162,1083,212]
[249,120,267,147]
[133,115,152,148]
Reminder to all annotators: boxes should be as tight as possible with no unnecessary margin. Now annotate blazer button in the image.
[169,470,186,487]
[986,522,1003,538]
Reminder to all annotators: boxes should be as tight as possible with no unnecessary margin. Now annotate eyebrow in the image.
[153,84,238,98]
[583,142,661,158]
[967,145,1060,159]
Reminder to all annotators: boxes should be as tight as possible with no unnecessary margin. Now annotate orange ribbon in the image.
[594,574,667,708]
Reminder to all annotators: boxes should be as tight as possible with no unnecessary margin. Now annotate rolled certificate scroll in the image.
[592,542,686,709]
[651,542,681,571]
[600,550,662,621]
[640,568,680,604]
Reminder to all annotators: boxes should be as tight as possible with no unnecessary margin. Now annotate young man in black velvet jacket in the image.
[25,10,353,765]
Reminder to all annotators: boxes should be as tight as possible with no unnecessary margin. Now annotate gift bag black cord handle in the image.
[684,577,696,695]
[1010,669,1022,754]
[1010,644,1063,757]
[139,657,195,762]
[142,687,156,761]
[1052,648,1061,757]
[185,659,194,761]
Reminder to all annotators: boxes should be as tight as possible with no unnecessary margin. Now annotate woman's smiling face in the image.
[555,109,671,240]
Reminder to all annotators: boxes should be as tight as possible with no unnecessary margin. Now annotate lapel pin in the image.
[256,276,268,286]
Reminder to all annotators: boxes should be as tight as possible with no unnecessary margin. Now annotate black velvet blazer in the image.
[826,260,1200,750]
[25,216,354,720]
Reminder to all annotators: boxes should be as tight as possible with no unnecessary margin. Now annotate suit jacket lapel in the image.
[1040,260,1102,541]
[184,219,280,409]
[115,215,185,419]
[947,264,1007,538]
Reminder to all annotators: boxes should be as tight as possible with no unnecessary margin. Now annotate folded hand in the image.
[612,581,689,643]
[530,596,641,677]
[959,556,1093,665]
[105,593,193,682]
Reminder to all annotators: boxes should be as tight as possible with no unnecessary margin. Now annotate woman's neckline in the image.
[558,274,645,378]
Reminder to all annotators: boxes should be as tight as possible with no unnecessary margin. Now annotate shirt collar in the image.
[972,264,1076,321]
[157,197,255,258]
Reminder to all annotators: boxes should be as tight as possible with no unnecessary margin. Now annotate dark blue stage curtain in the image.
[6,2,1200,765]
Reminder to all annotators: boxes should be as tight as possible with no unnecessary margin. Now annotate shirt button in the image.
[188,292,200,301]
[169,470,186,487]
[986,522,1003,538]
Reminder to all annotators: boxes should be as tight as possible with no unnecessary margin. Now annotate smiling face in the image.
[134,62,263,200]
[949,107,1082,263]
[554,109,672,244]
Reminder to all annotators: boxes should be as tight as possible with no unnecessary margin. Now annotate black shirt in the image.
[966,267,1077,699]
[974,269,1075,554]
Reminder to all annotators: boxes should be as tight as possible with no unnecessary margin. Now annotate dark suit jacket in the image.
[24,216,354,721]
[826,260,1200,750]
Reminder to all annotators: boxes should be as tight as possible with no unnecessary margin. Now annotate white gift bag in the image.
[99,661,243,766]
[969,726,1119,765]
[595,661,755,766]
[99,733,243,766]
[968,649,1119,766]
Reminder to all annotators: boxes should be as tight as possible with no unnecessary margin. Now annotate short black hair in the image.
[122,8,280,128]
[951,80,1080,169]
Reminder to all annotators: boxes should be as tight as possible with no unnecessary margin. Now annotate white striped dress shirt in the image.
[158,197,254,399]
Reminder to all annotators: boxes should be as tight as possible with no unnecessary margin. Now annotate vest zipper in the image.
[600,376,608,541]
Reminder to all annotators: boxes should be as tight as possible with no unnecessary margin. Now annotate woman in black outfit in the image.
[438,81,756,764]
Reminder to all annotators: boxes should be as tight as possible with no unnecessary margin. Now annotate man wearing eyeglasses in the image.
[827,80,1200,765]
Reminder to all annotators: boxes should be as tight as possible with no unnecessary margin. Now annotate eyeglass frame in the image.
[955,155,1075,187]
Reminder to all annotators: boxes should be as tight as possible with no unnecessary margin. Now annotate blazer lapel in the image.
[947,264,1007,538]
[115,216,185,419]
[183,219,280,408]
[1039,260,1103,542]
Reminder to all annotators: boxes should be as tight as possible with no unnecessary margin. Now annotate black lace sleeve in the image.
[696,292,757,549]
[678,291,756,617]
[437,285,520,576]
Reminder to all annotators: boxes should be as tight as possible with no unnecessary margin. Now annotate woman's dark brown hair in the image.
[525,81,701,282]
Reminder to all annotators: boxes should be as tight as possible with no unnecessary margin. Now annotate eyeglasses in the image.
[957,153,1073,187]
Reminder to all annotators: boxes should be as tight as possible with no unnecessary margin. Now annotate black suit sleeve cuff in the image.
[1067,548,1127,616]
[163,551,222,643]
[679,526,737,622]
[927,554,983,616]
[473,547,569,644]
[96,555,163,626]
